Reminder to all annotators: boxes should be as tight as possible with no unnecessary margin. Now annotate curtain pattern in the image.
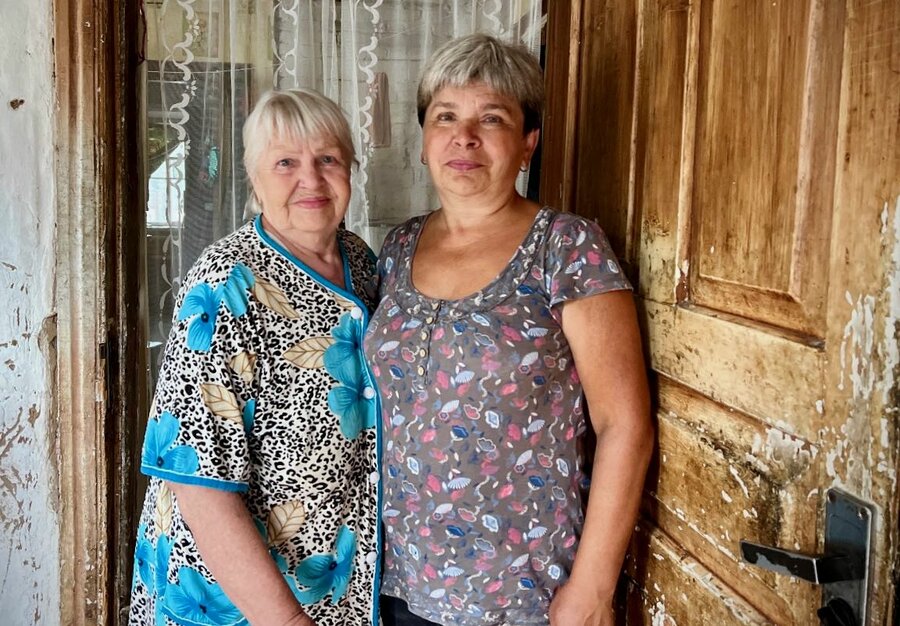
[142,0,543,373]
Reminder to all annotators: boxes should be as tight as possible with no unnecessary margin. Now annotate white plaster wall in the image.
[0,0,61,623]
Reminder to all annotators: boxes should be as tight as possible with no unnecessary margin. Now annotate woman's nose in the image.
[295,160,324,188]
[452,120,480,147]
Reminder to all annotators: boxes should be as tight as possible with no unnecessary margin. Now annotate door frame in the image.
[54,0,145,623]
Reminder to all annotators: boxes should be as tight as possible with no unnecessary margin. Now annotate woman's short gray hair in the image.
[243,89,356,215]
[417,33,544,134]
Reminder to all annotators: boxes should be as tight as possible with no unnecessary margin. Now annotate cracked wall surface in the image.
[0,0,61,623]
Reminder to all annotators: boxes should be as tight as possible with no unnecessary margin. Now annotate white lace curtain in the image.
[141,0,543,367]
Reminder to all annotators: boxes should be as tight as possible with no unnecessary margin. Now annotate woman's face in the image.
[422,82,539,205]
[252,134,351,242]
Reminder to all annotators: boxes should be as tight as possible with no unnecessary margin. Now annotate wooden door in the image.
[542,0,899,623]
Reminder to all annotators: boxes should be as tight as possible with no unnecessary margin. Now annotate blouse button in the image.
[350,306,363,320]
[417,366,426,376]
[362,386,376,400]
[418,349,427,357]
[424,316,435,324]
[419,330,428,341]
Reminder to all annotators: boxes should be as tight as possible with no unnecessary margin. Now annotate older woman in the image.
[129,89,380,626]
[364,35,653,626]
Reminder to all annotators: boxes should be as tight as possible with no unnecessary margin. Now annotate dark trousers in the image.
[380,595,441,626]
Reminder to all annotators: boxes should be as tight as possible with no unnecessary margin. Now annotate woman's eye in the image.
[483,115,502,124]
[276,158,293,168]
[319,154,338,165]
[436,112,454,122]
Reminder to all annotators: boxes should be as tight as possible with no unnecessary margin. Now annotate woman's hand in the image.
[549,580,614,626]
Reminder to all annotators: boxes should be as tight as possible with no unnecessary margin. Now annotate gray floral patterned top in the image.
[363,207,631,625]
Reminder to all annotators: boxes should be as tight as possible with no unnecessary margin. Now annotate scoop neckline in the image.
[397,206,554,316]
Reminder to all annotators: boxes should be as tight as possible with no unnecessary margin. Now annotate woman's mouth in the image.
[291,196,330,208]
[446,160,481,171]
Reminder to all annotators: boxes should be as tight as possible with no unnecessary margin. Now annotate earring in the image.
[421,156,428,165]
[519,164,528,172]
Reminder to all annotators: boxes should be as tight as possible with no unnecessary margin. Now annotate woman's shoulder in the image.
[381,213,430,253]
[183,221,258,287]
[543,208,608,238]
[338,227,376,263]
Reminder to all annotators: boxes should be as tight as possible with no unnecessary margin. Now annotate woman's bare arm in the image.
[550,290,654,626]
[168,483,315,626]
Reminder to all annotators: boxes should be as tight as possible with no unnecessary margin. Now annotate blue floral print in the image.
[162,567,244,626]
[134,525,154,589]
[324,313,364,383]
[241,399,256,434]
[130,525,173,626]
[131,223,380,626]
[220,263,255,317]
[141,411,199,476]
[154,533,173,599]
[327,384,376,440]
[177,263,255,351]
[324,312,376,440]
[178,283,221,352]
[292,525,357,606]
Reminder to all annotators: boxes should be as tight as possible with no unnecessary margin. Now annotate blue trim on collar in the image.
[253,215,360,303]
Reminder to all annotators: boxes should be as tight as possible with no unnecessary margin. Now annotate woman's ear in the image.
[523,128,540,165]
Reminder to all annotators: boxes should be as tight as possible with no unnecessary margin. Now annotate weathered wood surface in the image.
[552,0,900,622]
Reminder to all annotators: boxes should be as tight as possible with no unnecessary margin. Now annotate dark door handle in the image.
[817,598,857,626]
[739,540,863,584]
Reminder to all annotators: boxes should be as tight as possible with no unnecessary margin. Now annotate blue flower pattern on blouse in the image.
[178,283,221,352]
[134,525,154,590]
[163,566,244,625]
[241,399,256,434]
[220,264,255,317]
[131,223,380,626]
[324,312,375,440]
[131,524,174,626]
[291,525,357,606]
[177,263,255,352]
[141,411,199,475]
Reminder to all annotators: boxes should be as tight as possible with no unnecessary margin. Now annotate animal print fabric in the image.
[364,208,631,626]
[128,217,381,626]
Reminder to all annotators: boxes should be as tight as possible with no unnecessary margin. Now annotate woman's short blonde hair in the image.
[243,89,356,215]
[417,33,544,134]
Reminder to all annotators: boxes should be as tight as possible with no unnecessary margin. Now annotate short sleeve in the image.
[375,221,410,294]
[543,212,632,309]
[139,254,256,493]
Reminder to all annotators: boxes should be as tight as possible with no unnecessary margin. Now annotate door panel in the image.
[544,0,899,623]
[689,0,843,337]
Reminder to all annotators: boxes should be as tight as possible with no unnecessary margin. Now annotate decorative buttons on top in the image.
[369,471,380,484]
[424,316,435,324]
[350,306,363,320]
[420,330,428,341]
[362,386,376,400]
[366,551,378,566]
[418,349,427,357]
[417,366,425,376]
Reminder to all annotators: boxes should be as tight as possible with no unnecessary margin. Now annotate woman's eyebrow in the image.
[481,103,513,114]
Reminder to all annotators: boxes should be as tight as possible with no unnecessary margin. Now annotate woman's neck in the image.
[260,216,345,288]
[435,191,537,234]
